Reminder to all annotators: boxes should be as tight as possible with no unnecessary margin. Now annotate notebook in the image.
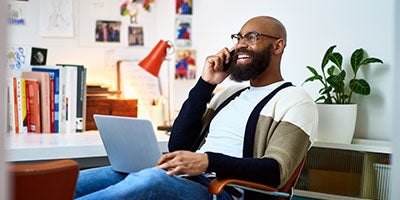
[94,114,162,173]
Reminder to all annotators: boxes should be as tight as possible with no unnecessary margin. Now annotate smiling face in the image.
[227,16,287,84]
[227,43,273,82]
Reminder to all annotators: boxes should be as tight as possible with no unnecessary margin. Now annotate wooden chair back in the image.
[9,159,79,200]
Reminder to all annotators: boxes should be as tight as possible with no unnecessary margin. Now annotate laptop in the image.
[93,114,162,173]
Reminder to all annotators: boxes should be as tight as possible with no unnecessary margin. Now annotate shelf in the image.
[313,139,391,154]
[294,189,367,200]
[297,140,392,199]
[4,131,169,162]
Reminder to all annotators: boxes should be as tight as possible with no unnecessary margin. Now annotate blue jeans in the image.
[74,166,234,200]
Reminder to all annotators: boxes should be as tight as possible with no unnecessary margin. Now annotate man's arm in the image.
[206,152,280,187]
[168,78,216,152]
[169,48,231,152]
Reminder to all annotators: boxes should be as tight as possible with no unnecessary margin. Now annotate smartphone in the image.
[222,50,235,71]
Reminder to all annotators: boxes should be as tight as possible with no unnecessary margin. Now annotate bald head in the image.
[243,16,287,43]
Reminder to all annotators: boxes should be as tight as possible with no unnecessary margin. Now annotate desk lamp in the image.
[138,40,173,130]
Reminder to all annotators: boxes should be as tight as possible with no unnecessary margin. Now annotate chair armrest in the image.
[208,178,278,195]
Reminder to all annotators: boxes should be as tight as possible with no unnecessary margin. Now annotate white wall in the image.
[191,0,396,141]
[390,1,400,199]
[7,0,159,90]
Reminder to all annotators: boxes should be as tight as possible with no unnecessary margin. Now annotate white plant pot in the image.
[316,104,357,144]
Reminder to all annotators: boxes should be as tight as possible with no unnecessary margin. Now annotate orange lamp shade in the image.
[138,40,171,77]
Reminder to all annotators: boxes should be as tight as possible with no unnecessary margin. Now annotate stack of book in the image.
[7,64,87,134]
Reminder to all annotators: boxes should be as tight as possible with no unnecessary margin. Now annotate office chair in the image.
[9,159,79,200]
[208,156,306,200]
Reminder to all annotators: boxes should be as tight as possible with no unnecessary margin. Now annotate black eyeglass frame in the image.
[231,32,280,45]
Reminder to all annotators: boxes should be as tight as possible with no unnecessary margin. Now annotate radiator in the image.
[373,163,391,200]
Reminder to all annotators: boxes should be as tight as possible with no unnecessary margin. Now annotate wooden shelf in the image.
[313,139,392,154]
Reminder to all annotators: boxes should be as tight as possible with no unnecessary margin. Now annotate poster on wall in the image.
[128,26,144,46]
[8,2,27,25]
[175,16,192,47]
[6,46,31,71]
[39,0,74,37]
[175,49,196,80]
[95,20,121,42]
[175,0,192,15]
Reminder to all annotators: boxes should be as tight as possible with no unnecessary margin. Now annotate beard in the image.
[227,44,273,82]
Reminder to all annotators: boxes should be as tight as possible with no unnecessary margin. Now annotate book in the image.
[6,79,14,133]
[60,66,77,133]
[22,71,51,133]
[32,67,61,133]
[7,77,18,133]
[25,79,41,133]
[16,78,28,133]
[57,64,86,132]
[49,76,55,132]
[56,66,67,134]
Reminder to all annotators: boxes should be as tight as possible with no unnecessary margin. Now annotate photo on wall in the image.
[175,16,191,47]
[128,26,144,46]
[175,49,196,80]
[30,47,48,65]
[176,0,192,15]
[95,20,121,42]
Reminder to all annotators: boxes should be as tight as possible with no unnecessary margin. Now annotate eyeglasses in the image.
[231,32,280,45]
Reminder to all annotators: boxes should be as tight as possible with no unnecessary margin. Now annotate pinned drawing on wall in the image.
[30,47,48,66]
[8,2,27,25]
[120,0,155,24]
[175,49,196,80]
[39,0,74,37]
[128,26,144,46]
[175,16,192,47]
[95,20,121,42]
[7,46,31,71]
[176,0,192,15]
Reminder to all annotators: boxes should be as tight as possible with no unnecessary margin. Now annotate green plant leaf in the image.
[305,66,320,77]
[315,96,325,103]
[319,87,331,95]
[303,66,322,84]
[321,45,336,69]
[304,75,322,83]
[360,57,383,66]
[351,48,364,74]
[327,65,335,76]
[330,52,343,70]
[349,79,370,95]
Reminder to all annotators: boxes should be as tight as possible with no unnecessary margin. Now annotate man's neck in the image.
[250,75,283,87]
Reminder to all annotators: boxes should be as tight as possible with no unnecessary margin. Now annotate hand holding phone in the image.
[222,50,234,71]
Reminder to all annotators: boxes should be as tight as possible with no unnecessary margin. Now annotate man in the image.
[74,16,318,200]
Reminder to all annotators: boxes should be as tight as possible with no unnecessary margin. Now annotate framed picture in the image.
[175,16,192,47]
[176,0,192,15]
[95,20,121,43]
[128,26,144,46]
[175,49,196,80]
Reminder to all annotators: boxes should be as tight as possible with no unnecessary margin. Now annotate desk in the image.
[5,131,169,168]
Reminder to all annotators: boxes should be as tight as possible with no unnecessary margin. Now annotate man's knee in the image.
[129,168,170,187]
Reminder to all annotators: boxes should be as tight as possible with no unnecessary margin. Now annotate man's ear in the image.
[273,38,286,54]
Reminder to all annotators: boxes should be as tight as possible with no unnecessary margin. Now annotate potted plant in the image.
[303,45,383,143]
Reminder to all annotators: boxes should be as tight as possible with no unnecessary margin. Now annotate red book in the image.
[49,77,55,133]
[22,71,51,133]
[25,79,41,133]
[12,77,19,133]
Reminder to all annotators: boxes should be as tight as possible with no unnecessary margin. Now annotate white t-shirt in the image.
[197,81,285,157]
